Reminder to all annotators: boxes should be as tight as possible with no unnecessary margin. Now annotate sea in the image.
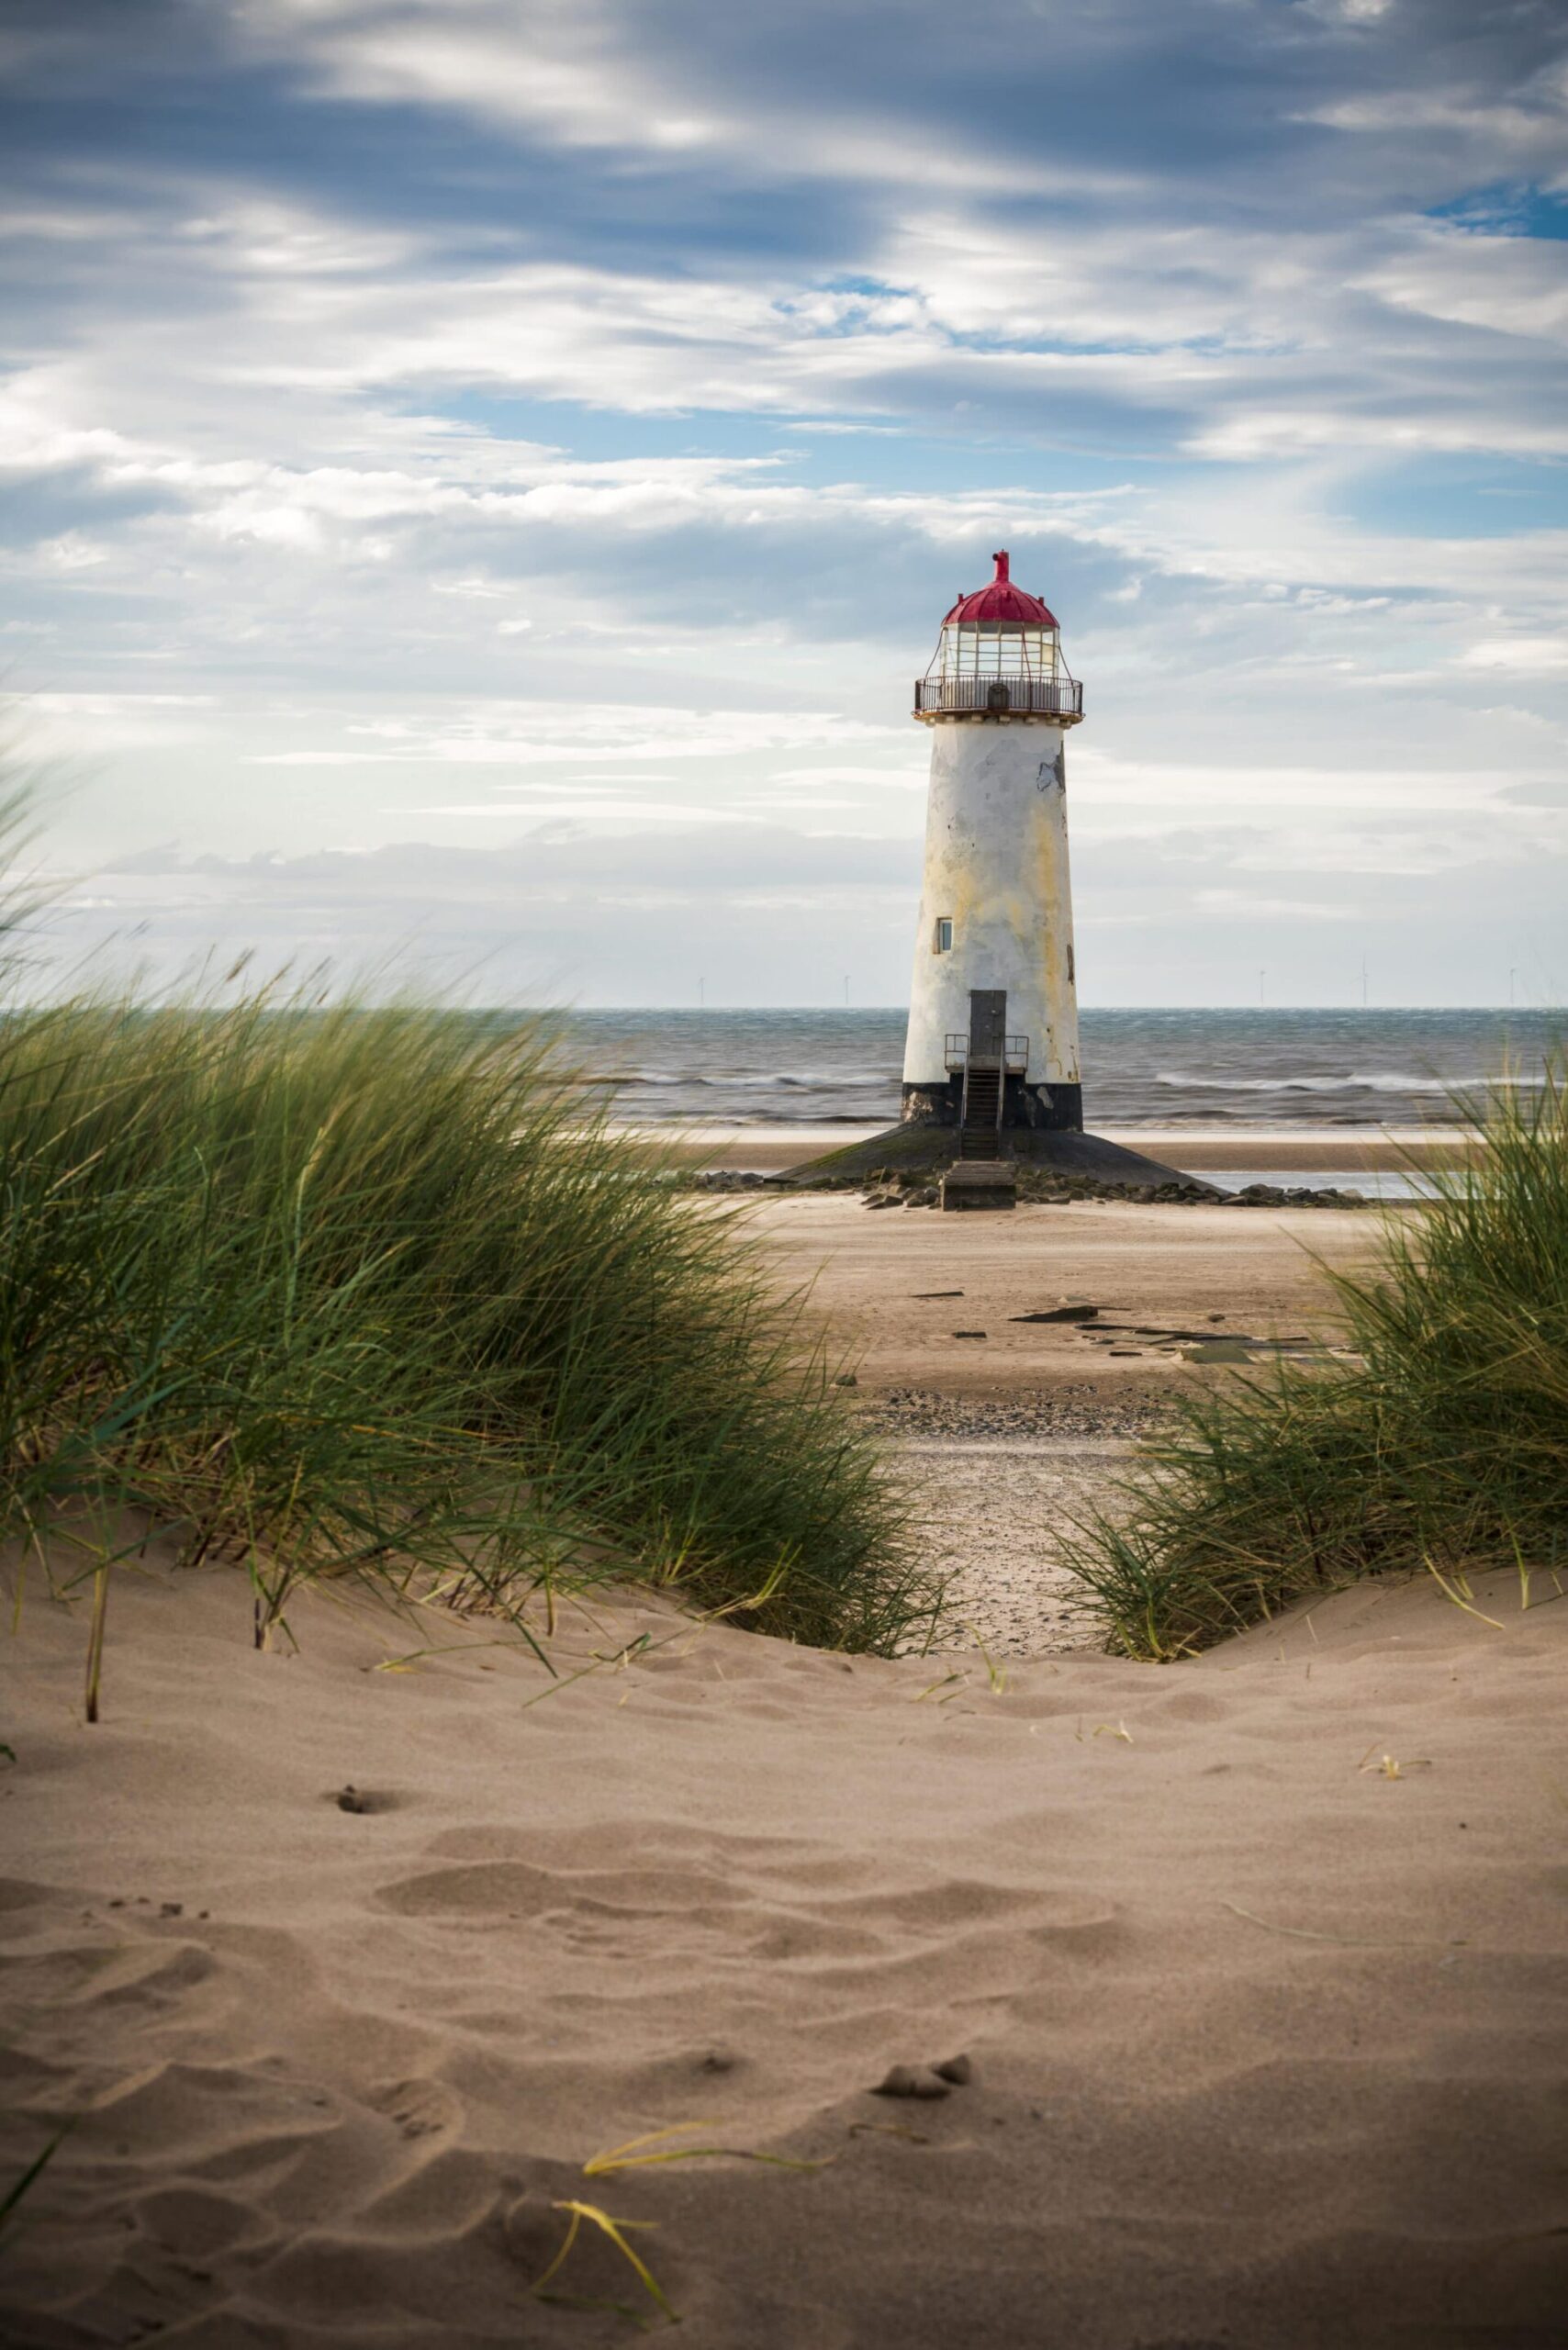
[556,1007,1561,1133]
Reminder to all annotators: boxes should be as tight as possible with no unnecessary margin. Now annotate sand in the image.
[749,1192,1373,1398]
[4,1547,1565,2348]
[6,1201,1564,2345]
[749,1192,1383,1656]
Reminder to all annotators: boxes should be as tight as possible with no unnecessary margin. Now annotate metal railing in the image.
[946,1034,1029,1073]
[914,677,1083,719]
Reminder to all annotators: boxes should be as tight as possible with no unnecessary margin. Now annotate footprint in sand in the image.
[367,2076,463,2142]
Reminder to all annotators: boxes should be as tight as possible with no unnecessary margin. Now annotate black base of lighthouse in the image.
[899,1078,1082,1131]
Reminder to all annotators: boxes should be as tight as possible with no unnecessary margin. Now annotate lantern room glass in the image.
[931,621,1060,685]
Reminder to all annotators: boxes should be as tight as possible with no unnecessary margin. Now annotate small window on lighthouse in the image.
[934,917,954,954]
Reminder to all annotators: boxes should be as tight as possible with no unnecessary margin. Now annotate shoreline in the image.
[616,1120,1474,1173]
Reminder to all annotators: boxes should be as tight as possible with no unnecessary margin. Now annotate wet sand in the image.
[752,1192,1374,1397]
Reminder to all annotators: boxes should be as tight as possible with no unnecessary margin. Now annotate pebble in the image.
[873,2065,951,2100]
[865,1387,1173,1445]
[683,1169,1375,1208]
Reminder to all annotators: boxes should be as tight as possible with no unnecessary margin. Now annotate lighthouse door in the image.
[968,990,1006,1065]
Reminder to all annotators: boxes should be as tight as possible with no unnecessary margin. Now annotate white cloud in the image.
[1462,637,1568,677]
[1355,224,1568,345]
[247,704,904,768]
[3,0,1566,1003]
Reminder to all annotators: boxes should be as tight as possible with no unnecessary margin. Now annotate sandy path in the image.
[749,1195,1384,1657]
[3,1556,1564,2347]
[893,1432,1133,1654]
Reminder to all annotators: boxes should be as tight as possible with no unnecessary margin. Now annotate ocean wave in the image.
[620,1111,876,1126]
[611,1069,892,1091]
[1153,1071,1544,1093]
[728,1070,892,1090]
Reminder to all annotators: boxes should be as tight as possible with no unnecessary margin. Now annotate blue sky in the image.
[3,0,1566,1004]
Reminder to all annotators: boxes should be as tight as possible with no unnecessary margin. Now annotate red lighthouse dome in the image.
[915,547,1081,722]
[942,551,1058,631]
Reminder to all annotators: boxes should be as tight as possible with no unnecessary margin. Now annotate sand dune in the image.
[3,1546,1565,2347]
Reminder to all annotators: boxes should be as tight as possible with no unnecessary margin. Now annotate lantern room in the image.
[913,550,1084,722]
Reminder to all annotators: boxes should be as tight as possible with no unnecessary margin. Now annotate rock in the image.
[872,2065,950,2100]
[934,2053,974,2086]
[834,1372,858,1389]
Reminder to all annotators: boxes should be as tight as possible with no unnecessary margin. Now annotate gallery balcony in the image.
[945,1034,1030,1074]
[913,676,1084,721]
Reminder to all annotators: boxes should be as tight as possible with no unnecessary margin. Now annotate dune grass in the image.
[1063,1063,1568,1657]
[0,963,929,1695]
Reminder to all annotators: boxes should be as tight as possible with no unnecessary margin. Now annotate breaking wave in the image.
[1154,1071,1544,1094]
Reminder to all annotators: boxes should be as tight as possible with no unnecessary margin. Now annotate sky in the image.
[2,0,1566,1007]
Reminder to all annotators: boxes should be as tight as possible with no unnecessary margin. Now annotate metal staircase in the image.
[958,1058,1002,1158]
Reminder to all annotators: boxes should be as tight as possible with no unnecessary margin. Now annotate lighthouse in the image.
[902,551,1084,1142]
[786,549,1197,1193]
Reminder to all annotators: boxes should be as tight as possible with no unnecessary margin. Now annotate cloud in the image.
[1,0,1564,1004]
[1462,637,1568,677]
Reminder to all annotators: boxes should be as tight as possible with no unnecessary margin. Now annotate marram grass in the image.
[0,964,931,1695]
[1063,1060,1568,1658]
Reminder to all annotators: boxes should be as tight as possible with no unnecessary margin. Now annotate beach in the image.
[9,1104,1568,2350]
[4,1532,1563,2348]
[6,1177,1566,2347]
[750,1189,1374,1394]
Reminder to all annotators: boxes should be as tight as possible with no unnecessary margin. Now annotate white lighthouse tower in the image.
[902,551,1084,1141]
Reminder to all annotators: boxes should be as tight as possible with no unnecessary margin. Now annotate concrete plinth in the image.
[778,1122,1202,1192]
[939,1162,1016,1212]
